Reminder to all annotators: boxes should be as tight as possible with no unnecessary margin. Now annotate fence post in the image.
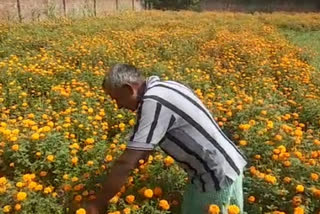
[93,0,97,16]
[62,0,66,16]
[132,0,135,10]
[16,0,22,22]
[116,0,119,10]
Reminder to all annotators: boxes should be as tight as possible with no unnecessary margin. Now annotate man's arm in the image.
[86,149,152,213]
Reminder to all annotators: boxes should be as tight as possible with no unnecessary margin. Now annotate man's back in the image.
[127,76,247,192]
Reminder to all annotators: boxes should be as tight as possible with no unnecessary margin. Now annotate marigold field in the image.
[0,11,320,214]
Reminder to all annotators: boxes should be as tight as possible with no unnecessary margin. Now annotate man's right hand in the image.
[85,203,100,214]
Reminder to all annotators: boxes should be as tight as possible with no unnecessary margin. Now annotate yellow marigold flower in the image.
[274,134,283,141]
[164,156,174,166]
[35,184,43,191]
[109,195,119,204]
[3,205,11,213]
[31,133,40,140]
[123,208,131,214]
[105,155,113,162]
[227,205,240,214]
[159,199,170,210]
[16,191,27,201]
[294,129,303,137]
[119,122,126,131]
[72,157,78,165]
[87,160,94,166]
[143,189,153,198]
[70,143,80,150]
[16,182,24,188]
[88,108,94,114]
[208,204,220,214]
[239,140,247,146]
[296,185,304,193]
[85,138,95,144]
[267,121,274,129]
[119,144,126,150]
[239,124,251,131]
[0,177,8,185]
[260,110,267,115]
[265,175,277,184]
[28,181,37,190]
[44,186,53,194]
[71,177,78,182]
[129,119,135,126]
[47,155,55,162]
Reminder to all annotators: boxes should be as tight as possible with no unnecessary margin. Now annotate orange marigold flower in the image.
[248,196,255,203]
[294,207,304,214]
[311,173,319,181]
[143,189,153,198]
[159,199,170,210]
[227,205,240,214]
[154,186,163,197]
[125,195,135,204]
[208,204,220,214]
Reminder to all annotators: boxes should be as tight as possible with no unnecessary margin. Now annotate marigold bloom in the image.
[11,144,19,151]
[16,192,27,201]
[208,204,220,214]
[143,189,153,198]
[159,199,170,210]
[227,205,240,214]
[76,208,86,214]
[125,195,135,204]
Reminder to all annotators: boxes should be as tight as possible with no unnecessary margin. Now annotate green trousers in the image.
[181,173,244,214]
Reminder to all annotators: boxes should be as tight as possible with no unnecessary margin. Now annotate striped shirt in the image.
[127,76,247,192]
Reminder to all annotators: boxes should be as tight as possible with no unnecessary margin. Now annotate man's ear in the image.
[122,84,134,96]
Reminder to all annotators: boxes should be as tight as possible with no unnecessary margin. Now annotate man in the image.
[85,63,247,214]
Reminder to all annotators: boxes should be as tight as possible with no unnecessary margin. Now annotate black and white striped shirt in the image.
[127,76,247,192]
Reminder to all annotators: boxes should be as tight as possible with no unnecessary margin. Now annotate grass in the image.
[280,29,320,71]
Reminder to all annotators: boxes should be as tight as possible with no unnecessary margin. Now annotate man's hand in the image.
[86,149,152,213]
[85,203,100,214]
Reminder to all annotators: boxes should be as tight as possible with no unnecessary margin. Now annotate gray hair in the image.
[102,63,144,89]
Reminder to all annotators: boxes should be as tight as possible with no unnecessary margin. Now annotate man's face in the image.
[104,84,139,111]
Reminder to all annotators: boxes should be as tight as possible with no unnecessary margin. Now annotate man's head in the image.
[102,63,145,111]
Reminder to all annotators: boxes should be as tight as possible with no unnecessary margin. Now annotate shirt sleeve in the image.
[127,99,174,151]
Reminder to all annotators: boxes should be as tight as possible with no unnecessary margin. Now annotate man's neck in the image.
[137,81,147,103]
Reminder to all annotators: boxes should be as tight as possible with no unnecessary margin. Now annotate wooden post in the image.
[93,0,97,16]
[16,0,22,22]
[132,0,135,10]
[62,0,66,16]
[116,0,119,10]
